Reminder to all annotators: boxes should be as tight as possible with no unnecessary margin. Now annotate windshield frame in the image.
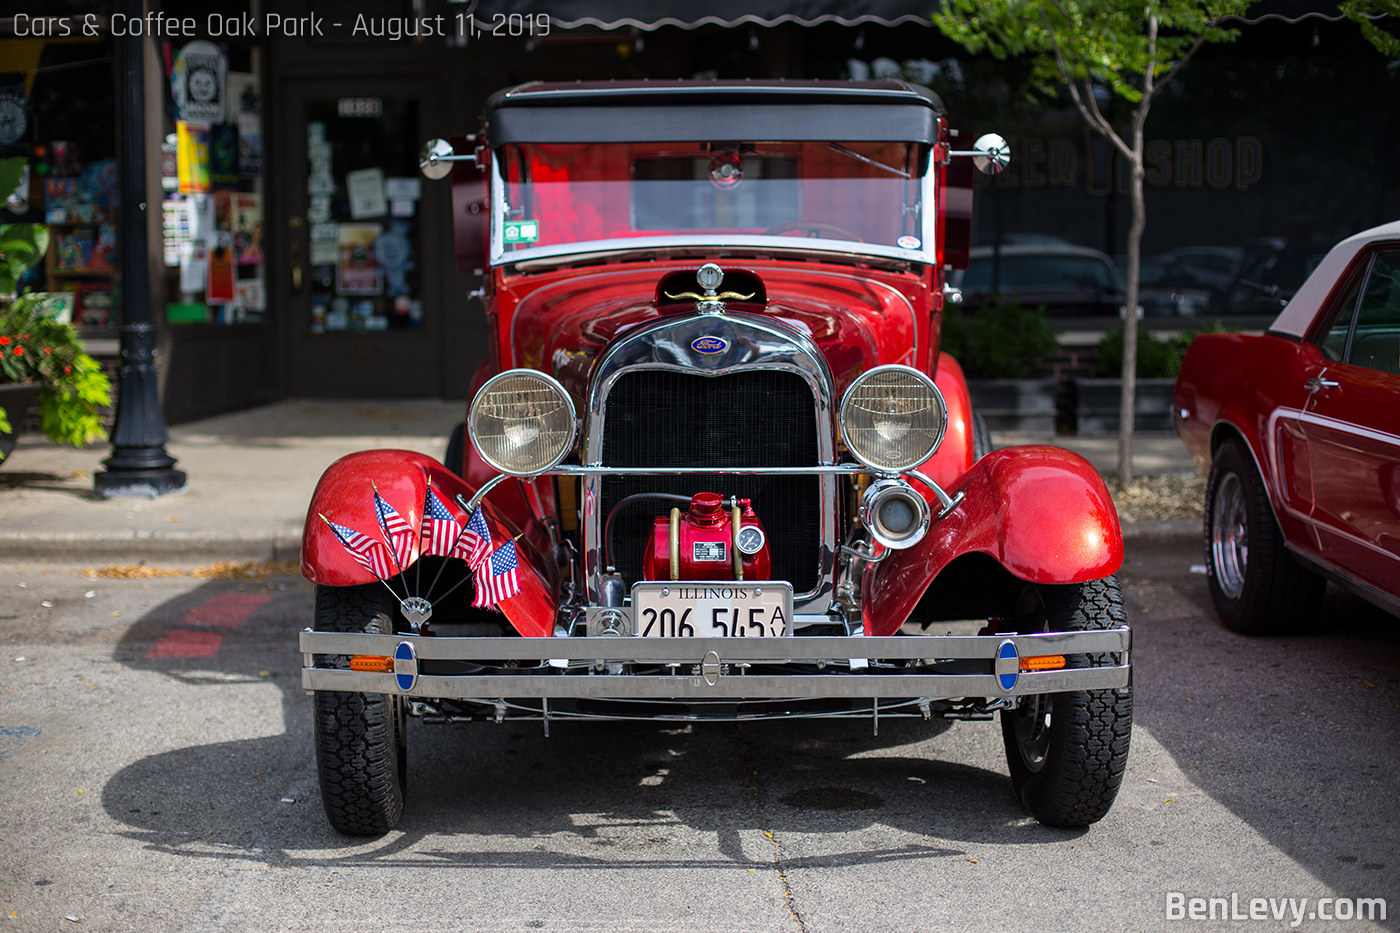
[487,148,938,268]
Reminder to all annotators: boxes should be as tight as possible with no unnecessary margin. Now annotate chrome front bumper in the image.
[300,627,1130,701]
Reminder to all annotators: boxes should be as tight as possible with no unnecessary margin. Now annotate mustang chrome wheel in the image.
[1209,471,1248,600]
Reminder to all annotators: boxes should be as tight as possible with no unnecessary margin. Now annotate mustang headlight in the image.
[839,365,947,472]
[469,370,577,476]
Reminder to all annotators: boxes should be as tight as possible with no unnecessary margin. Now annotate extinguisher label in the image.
[692,541,727,562]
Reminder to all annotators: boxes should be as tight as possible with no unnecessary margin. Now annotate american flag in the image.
[473,539,522,608]
[420,483,463,558]
[323,517,395,580]
[374,489,415,570]
[459,506,493,568]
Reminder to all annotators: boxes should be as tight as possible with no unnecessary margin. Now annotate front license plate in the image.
[631,582,793,637]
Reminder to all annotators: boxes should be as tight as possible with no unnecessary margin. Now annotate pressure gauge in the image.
[736,525,766,556]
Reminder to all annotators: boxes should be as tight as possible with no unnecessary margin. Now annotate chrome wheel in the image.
[1009,695,1051,773]
[1210,472,1248,599]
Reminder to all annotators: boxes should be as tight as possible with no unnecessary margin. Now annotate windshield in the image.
[492,141,931,264]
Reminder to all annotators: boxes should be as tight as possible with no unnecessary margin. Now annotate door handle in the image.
[292,264,303,291]
[1305,376,1339,393]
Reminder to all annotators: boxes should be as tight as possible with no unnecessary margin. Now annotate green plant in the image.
[943,298,1058,378]
[1095,322,1234,378]
[0,212,112,457]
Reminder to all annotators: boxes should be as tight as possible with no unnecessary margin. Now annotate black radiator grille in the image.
[600,369,822,592]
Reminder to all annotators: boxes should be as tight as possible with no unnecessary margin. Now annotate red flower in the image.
[64,365,71,374]
[0,336,8,345]
[13,346,23,356]
[43,347,50,355]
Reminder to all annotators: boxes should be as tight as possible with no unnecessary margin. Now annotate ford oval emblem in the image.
[691,336,728,355]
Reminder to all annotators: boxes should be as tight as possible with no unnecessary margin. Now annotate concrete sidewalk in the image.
[0,399,1199,564]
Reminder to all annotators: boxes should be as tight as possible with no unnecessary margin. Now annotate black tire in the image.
[312,583,407,836]
[971,410,993,462]
[1204,438,1324,634]
[444,422,465,478]
[1000,576,1133,828]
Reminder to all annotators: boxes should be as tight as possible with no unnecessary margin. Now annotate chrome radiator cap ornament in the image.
[662,263,755,316]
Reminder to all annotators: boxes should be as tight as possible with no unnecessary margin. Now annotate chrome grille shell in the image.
[583,312,838,617]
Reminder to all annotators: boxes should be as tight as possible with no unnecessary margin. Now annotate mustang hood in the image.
[507,264,922,400]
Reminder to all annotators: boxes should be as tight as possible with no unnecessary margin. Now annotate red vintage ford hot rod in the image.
[298,81,1132,835]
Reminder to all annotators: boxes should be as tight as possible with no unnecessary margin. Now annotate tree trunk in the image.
[1117,128,1148,491]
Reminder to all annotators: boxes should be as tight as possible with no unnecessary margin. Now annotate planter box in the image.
[967,378,1060,433]
[0,383,43,463]
[1074,377,1176,435]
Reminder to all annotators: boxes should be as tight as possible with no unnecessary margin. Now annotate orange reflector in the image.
[349,655,394,672]
[1020,654,1066,672]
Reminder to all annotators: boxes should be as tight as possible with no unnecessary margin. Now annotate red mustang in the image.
[297,81,1132,835]
[1175,219,1400,634]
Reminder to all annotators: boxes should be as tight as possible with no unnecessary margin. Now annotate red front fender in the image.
[301,449,557,637]
[861,446,1123,636]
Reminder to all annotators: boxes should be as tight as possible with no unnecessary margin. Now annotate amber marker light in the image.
[1020,654,1066,672]
[350,655,394,672]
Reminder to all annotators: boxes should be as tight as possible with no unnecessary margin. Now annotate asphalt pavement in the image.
[0,399,1199,565]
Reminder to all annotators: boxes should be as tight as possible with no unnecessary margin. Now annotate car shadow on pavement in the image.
[1122,545,1400,913]
[100,572,1088,870]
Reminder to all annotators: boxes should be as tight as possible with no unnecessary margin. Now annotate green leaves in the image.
[0,292,111,449]
[942,299,1059,378]
[1341,0,1400,55]
[0,222,50,296]
[933,0,1248,107]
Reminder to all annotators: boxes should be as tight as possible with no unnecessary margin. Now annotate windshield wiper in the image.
[827,143,910,179]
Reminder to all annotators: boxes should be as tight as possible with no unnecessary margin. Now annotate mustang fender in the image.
[301,450,557,637]
[862,446,1123,636]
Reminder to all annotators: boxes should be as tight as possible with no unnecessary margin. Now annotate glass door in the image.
[281,79,445,396]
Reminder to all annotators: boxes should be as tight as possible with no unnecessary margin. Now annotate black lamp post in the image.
[95,0,186,498]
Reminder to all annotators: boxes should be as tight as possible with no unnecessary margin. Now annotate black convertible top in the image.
[483,80,944,147]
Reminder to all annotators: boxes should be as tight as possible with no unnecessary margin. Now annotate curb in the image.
[0,531,302,564]
[1121,518,1199,544]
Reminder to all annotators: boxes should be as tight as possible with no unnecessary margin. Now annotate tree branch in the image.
[1040,6,1130,156]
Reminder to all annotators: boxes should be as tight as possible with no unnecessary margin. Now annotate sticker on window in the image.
[897,235,921,250]
[504,220,539,243]
[693,541,727,562]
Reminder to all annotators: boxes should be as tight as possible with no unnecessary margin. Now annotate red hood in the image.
[503,262,929,400]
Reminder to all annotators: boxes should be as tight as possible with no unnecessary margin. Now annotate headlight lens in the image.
[840,365,946,472]
[469,370,577,475]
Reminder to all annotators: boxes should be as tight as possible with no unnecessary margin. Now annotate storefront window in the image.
[160,39,266,326]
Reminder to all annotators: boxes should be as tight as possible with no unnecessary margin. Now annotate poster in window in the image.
[173,41,226,125]
[337,224,383,296]
[206,231,237,304]
[176,121,210,194]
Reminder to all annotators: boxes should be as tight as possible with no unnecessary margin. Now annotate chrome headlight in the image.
[469,370,577,476]
[839,365,947,472]
[859,479,931,549]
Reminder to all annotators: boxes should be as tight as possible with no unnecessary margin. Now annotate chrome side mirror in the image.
[948,133,1011,175]
[419,138,476,180]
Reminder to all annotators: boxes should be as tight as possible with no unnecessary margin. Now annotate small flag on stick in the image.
[322,515,395,580]
[374,488,415,570]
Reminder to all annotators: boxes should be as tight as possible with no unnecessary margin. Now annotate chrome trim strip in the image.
[1285,544,1400,618]
[583,312,840,616]
[302,665,1129,700]
[300,628,1130,661]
